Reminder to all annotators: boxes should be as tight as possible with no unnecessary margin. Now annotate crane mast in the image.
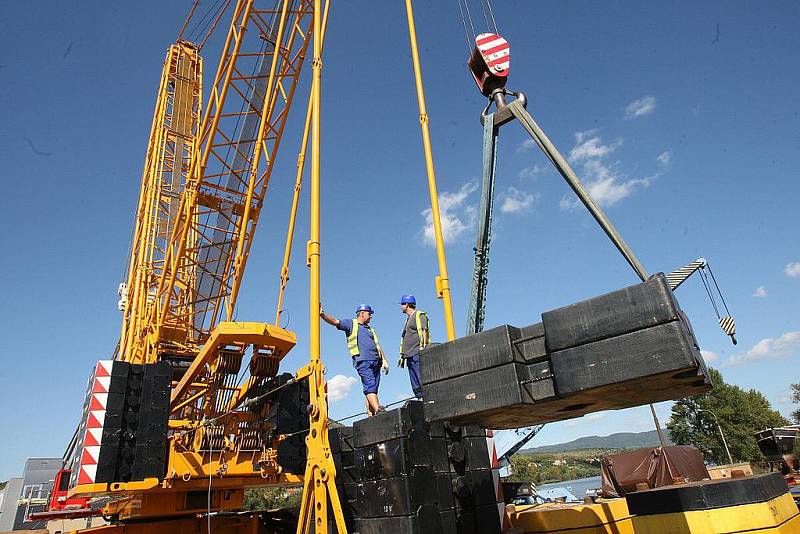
[137,0,314,366]
[118,41,202,365]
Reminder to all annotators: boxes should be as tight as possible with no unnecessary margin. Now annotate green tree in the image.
[667,368,788,464]
[243,486,302,511]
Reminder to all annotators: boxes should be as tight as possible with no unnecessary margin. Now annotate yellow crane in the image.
[60,1,455,533]
[70,0,318,529]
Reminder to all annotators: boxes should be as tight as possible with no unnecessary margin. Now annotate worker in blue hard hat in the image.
[321,303,389,416]
[398,294,430,399]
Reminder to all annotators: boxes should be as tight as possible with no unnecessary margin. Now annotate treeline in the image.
[507,450,609,484]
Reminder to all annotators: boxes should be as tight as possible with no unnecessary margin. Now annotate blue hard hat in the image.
[355,304,374,315]
[400,294,416,305]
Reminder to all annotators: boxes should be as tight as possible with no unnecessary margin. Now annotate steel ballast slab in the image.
[420,324,547,385]
[542,273,680,351]
[420,274,710,428]
[344,466,438,518]
[423,362,555,425]
[353,400,426,448]
[352,504,443,534]
[551,319,705,394]
[354,429,436,481]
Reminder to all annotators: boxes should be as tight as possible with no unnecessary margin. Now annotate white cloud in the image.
[625,95,657,119]
[753,286,768,298]
[568,130,622,162]
[561,159,653,209]
[499,187,537,214]
[700,350,719,363]
[657,151,672,165]
[519,164,545,179]
[420,182,478,246]
[785,262,800,277]
[566,411,606,428]
[517,138,537,152]
[327,374,358,402]
[726,331,800,366]
[561,130,656,209]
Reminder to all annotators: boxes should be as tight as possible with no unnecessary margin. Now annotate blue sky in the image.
[0,1,798,480]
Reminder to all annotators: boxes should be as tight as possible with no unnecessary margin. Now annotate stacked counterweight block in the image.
[327,401,503,534]
[69,360,171,487]
[421,273,711,429]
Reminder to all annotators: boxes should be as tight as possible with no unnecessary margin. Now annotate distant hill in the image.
[523,429,673,453]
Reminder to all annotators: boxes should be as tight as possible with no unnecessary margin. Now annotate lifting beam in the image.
[467,89,665,447]
[467,92,651,337]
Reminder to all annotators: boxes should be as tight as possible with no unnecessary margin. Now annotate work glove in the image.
[397,356,405,369]
[381,356,390,375]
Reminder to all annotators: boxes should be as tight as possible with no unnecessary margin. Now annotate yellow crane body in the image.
[61,0,457,532]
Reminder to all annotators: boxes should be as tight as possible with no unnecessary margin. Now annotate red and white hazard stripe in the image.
[75,360,112,485]
[485,429,509,529]
[476,33,510,76]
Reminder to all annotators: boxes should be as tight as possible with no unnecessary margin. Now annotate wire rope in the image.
[485,0,499,34]
[698,268,722,319]
[706,263,733,317]
[187,0,224,43]
[455,0,474,54]
[461,0,477,41]
[478,0,492,32]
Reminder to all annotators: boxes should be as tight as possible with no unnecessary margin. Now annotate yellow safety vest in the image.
[400,310,430,355]
[347,321,382,357]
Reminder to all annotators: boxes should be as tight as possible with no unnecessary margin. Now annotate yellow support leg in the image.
[297,0,346,532]
[404,0,457,341]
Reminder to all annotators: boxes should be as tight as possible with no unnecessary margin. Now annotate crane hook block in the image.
[468,33,510,97]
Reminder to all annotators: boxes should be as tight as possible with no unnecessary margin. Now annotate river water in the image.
[536,475,602,500]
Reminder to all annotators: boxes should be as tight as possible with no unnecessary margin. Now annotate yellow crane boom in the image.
[70,1,320,524]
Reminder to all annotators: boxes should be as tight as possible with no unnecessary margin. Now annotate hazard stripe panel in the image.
[69,360,113,487]
[475,32,510,76]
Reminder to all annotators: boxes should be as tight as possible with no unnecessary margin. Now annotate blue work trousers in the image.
[406,354,422,398]
[355,359,381,395]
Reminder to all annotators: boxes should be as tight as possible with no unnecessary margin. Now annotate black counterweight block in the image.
[107,362,130,394]
[551,319,707,396]
[354,428,435,481]
[329,426,354,455]
[353,401,426,448]
[422,362,555,425]
[420,323,547,386]
[105,393,127,416]
[269,374,310,435]
[345,466,437,518]
[352,504,443,534]
[430,436,490,474]
[439,503,501,534]
[420,325,521,385]
[277,435,307,476]
[461,437,491,471]
[542,272,680,352]
[436,472,456,511]
[421,275,710,428]
[450,470,497,508]
[424,328,708,428]
[427,438,451,473]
